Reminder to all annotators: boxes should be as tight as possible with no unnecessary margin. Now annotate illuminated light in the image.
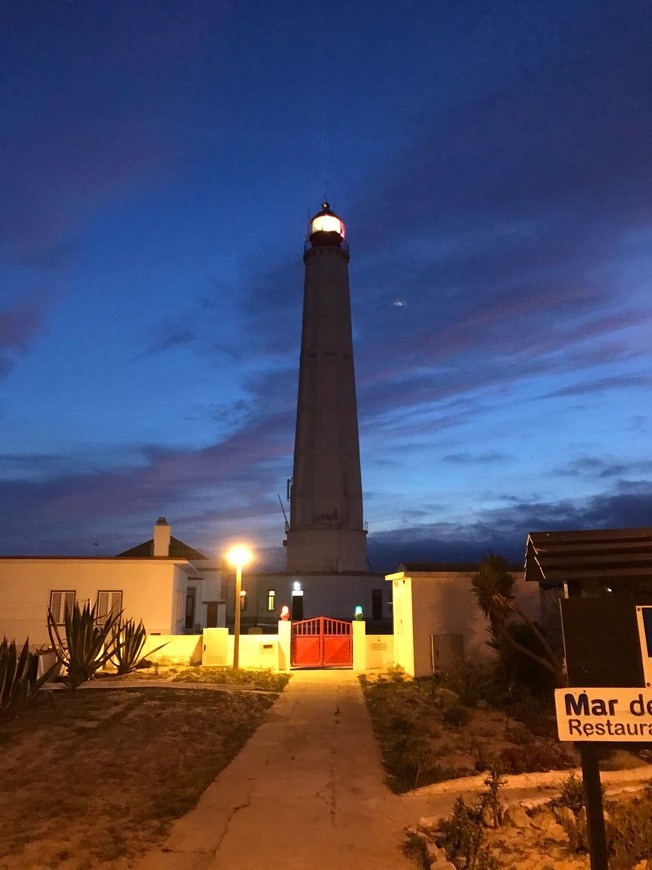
[293,580,302,592]
[226,545,253,568]
[311,213,345,236]
[354,605,363,620]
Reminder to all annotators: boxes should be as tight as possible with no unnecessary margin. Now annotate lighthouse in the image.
[285,203,368,573]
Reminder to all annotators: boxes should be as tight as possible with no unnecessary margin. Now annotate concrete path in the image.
[133,671,652,870]
[135,669,434,870]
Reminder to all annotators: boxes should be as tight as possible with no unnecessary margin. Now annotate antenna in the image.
[277,493,290,533]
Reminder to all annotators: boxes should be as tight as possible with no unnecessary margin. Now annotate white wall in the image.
[0,558,191,647]
[223,572,389,624]
[142,634,202,665]
[387,570,541,677]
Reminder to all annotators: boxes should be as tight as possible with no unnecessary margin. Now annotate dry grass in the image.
[0,674,287,869]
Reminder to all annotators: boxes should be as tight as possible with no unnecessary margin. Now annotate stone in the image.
[544,821,568,843]
[554,805,576,829]
[503,804,532,828]
[418,816,440,834]
[531,809,558,831]
[426,841,449,863]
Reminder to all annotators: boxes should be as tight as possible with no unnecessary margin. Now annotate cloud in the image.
[0,297,47,377]
[368,481,652,571]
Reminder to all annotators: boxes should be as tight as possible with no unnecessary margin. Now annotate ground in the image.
[0,668,286,869]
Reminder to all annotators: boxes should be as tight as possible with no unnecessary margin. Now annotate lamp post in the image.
[226,545,252,669]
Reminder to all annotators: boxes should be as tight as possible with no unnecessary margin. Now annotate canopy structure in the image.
[524,527,652,589]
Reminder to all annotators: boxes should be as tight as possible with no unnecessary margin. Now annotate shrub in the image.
[437,796,500,869]
[443,704,471,727]
[550,773,588,816]
[48,602,121,690]
[0,638,58,721]
[110,618,167,676]
[498,739,574,774]
[606,789,652,870]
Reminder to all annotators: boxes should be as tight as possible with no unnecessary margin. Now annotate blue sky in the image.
[2,0,651,567]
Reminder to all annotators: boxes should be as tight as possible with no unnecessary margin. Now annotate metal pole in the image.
[580,743,608,870]
[233,564,242,669]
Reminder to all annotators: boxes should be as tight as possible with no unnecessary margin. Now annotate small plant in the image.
[478,766,506,828]
[110,618,167,675]
[443,704,471,727]
[498,739,573,774]
[437,797,499,869]
[606,788,652,870]
[0,638,58,721]
[550,773,587,816]
[48,602,121,690]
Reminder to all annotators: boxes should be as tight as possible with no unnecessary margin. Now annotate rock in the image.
[543,821,569,843]
[429,862,456,870]
[554,805,577,829]
[426,841,449,863]
[418,816,440,834]
[503,804,532,828]
[530,809,558,831]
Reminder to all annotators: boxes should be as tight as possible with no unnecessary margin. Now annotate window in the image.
[267,589,276,612]
[185,587,196,629]
[49,590,75,624]
[96,590,123,624]
[372,589,383,621]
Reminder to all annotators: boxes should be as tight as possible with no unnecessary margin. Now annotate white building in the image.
[0,518,223,648]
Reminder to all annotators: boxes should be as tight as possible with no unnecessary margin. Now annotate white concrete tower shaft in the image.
[286,203,367,573]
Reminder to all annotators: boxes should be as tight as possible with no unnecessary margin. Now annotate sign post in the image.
[556,600,652,870]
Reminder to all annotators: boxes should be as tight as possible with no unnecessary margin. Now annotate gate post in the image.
[352,620,366,672]
[278,619,292,671]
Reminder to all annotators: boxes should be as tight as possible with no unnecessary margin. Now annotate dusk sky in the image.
[2,0,651,568]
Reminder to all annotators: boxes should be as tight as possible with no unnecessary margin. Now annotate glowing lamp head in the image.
[307,202,345,246]
[226,545,253,569]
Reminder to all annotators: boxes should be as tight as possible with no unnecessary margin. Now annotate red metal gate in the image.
[291,617,353,668]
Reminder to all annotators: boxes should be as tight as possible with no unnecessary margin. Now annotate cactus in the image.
[110,618,167,675]
[48,601,121,690]
[0,637,58,720]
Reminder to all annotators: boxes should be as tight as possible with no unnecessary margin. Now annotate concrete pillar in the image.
[352,619,366,672]
[277,619,292,671]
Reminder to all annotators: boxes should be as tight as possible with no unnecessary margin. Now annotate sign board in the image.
[560,597,645,687]
[636,606,652,688]
[555,688,652,741]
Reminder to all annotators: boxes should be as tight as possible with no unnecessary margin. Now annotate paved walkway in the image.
[135,669,435,870]
[133,671,652,870]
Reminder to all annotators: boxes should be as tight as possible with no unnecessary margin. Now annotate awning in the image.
[524,527,652,586]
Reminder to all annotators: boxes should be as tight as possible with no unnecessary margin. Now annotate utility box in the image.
[431,634,464,672]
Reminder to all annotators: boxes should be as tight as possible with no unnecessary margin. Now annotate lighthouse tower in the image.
[286,203,368,573]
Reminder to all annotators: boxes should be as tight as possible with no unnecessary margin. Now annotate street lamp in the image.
[226,545,252,669]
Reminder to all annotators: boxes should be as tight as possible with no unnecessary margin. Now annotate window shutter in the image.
[97,591,109,620]
[50,592,62,623]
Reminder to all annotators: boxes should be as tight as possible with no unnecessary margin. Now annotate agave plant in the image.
[0,637,58,721]
[110,618,167,675]
[47,601,121,690]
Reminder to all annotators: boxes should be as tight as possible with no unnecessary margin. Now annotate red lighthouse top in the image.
[307,202,346,246]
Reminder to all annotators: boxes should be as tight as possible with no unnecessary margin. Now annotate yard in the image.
[0,668,288,869]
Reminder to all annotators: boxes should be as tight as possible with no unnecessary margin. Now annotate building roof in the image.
[117,536,207,561]
[397,561,522,574]
[524,527,652,585]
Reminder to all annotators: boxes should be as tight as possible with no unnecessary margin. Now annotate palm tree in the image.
[470,555,563,685]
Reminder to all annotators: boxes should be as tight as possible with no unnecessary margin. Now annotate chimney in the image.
[153,517,171,557]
